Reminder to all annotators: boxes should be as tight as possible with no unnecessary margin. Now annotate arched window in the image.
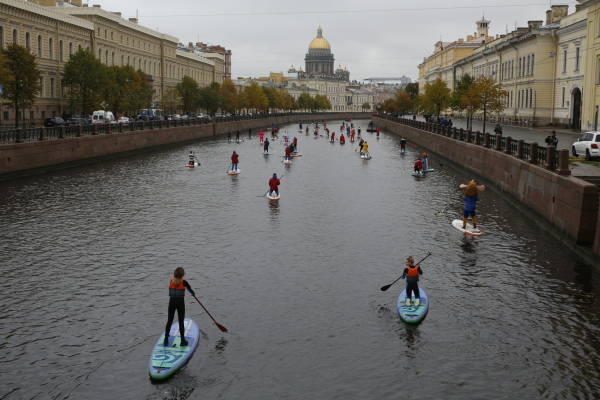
[38,35,42,57]
[121,54,124,65]
[25,32,30,49]
[78,44,82,51]
[133,57,136,68]
[112,52,115,65]
[0,27,4,49]
[144,60,146,72]
[12,29,18,44]
[138,59,141,70]
[48,38,54,59]
[69,42,73,55]
[105,50,108,64]
[59,40,63,61]
[127,56,130,65]
[98,48,101,62]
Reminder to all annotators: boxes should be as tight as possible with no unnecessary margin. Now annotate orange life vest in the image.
[407,266,419,277]
[169,278,186,298]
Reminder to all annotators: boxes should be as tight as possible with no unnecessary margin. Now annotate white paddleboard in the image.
[267,192,280,201]
[228,169,241,175]
[451,219,482,236]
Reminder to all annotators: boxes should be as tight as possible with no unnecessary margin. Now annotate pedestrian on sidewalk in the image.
[494,123,503,136]
[545,130,558,147]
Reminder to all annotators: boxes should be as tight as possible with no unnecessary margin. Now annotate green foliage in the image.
[220,79,240,113]
[61,49,106,116]
[313,94,331,111]
[421,78,451,120]
[404,82,419,99]
[104,65,153,116]
[394,89,412,114]
[1,43,42,127]
[297,92,314,111]
[450,74,474,111]
[197,82,223,115]
[243,82,268,110]
[462,75,508,133]
[176,76,200,113]
[161,87,180,114]
[361,102,371,111]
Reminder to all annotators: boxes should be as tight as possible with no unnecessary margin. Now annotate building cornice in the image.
[2,0,93,30]
[556,20,587,37]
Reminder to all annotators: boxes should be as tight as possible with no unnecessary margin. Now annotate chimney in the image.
[467,35,473,41]
[486,37,492,43]
[113,12,122,17]
[71,0,83,6]
[92,4,101,8]
[516,27,529,34]
[128,18,138,23]
[546,10,552,25]
[575,4,586,12]
[457,38,464,44]
[551,5,569,23]
[528,20,543,30]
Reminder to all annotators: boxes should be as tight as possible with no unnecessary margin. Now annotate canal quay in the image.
[1,119,599,399]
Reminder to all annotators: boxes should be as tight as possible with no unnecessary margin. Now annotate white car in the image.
[117,117,129,124]
[572,132,600,161]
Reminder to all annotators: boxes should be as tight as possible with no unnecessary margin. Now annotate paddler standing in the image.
[231,151,239,172]
[330,132,336,142]
[358,138,364,153]
[284,145,292,161]
[188,151,199,166]
[292,136,298,152]
[164,267,195,347]
[259,130,264,143]
[269,173,281,195]
[459,181,485,229]
[400,137,407,151]
[236,130,240,141]
[248,127,253,138]
[263,138,270,154]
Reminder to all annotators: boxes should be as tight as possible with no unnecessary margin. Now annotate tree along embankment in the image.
[373,115,600,261]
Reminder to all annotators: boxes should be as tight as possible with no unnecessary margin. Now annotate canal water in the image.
[1,119,599,400]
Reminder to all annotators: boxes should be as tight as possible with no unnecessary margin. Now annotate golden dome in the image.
[308,26,331,50]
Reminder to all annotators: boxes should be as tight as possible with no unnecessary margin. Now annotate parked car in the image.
[117,117,129,124]
[180,115,189,120]
[572,131,600,161]
[64,118,88,126]
[163,115,173,121]
[172,114,182,120]
[44,117,65,127]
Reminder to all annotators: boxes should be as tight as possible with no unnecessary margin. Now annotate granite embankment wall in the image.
[373,116,600,260]
[0,113,366,179]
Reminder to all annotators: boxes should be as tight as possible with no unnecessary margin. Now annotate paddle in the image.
[195,157,201,166]
[261,175,283,197]
[380,253,432,291]
[429,158,444,167]
[192,295,227,332]
[226,163,232,173]
[269,146,276,154]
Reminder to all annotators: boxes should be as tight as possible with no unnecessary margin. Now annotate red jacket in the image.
[285,146,292,155]
[231,154,239,163]
[269,178,280,190]
[331,133,335,140]
[414,159,423,169]
[340,136,345,143]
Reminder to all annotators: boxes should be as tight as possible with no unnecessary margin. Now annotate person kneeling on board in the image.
[165,267,195,347]
[413,157,423,174]
[401,256,423,306]
[284,145,292,161]
[231,151,239,171]
[460,181,484,229]
[269,173,281,195]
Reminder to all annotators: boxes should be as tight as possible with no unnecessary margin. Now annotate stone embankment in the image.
[373,115,600,261]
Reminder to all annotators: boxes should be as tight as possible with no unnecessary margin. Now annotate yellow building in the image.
[418,18,494,94]
[578,0,600,131]
[0,0,224,125]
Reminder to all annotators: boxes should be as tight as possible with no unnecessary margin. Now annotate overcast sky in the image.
[86,0,580,82]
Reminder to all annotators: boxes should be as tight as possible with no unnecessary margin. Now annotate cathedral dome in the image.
[308,26,331,50]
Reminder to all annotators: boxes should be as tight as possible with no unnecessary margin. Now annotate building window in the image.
[30,111,34,120]
[39,77,44,97]
[3,111,8,121]
[561,87,565,107]
[50,78,55,98]
[99,49,102,62]
[0,27,3,49]
[38,35,42,57]
[59,40,63,61]
[69,42,73,55]
[41,111,45,120]
[575,47,580,71]
[78,44,82,51]
[112,52,115,65]
[25,32,30,49]
[597,58,600,84]
[12,29,17,44]
[518,58,522,77]
[526,55,530,75]
[121,54,124,65]
[531,55,534,75]
[105,50,108,64]
[563,50,567,72]
[49,38,53,59]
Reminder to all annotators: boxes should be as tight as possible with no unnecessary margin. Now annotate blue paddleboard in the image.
[423,168,435,173]
[397,287,429,324]
[149,318,200,380]
[411,171,424,177]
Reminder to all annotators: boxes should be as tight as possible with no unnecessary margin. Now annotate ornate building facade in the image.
[0,0,227,125]
[304,26,334,75]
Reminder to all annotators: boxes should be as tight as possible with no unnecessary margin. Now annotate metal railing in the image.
[380,115,568,173]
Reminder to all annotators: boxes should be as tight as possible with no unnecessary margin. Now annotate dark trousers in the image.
[406,282,420,299]
[165,297,186,338]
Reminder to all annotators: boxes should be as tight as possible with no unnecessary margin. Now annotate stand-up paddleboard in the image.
[267,192,280,201]
[291,153,303,157]
[350,140,355,143]
[411,171,424,177]
[185,162,199,168]
[452,219,483,236]
[329,140,335,143]
[248,136,253,139]
[235,140,242,143]
[282,159,292,164]
[262,152,270,156]
[399,150,406,154]
[397,288,429,324]
[340,142,345,145]
[149,318,200,380]
[361,155,371,160]
[228,169,241,175]
[314,136,318,139]
[423,168,435,173]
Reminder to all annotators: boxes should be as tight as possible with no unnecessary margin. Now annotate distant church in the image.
[288,26,349,81]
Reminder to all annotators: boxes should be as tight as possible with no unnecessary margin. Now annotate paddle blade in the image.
[215,322,228,332]
[380,284,391,291]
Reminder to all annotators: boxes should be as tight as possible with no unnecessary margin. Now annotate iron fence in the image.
[510,141,518,156]
[536,146,547,168]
